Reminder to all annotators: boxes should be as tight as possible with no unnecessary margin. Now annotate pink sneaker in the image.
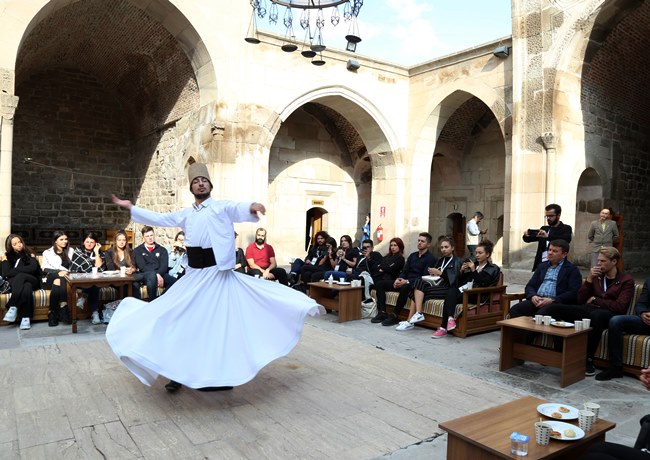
[431,328,447,339]
[447,317,457,331]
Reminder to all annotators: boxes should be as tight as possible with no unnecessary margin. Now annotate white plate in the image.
[101,270,120,275]
[550,320,574,328]
[544,420,585,441]
[537,403,580,420]
[336,281,351,285]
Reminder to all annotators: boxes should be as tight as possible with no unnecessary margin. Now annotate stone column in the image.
[0,93,19,239]
[541,132,556,205]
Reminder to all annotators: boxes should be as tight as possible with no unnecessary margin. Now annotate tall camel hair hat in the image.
[187,163,213,190]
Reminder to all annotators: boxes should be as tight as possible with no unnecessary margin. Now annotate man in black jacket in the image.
[523,203,573,271]
[134,226,176,301]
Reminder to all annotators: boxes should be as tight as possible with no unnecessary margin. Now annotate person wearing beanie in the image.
[108,163,323,393]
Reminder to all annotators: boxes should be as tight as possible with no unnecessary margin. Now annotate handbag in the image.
[102,299,122,324]
[361,297,377,319]
[0,279,11,295]
[422,275,443,286]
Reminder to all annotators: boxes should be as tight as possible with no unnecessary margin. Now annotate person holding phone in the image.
[70,232,107,324]
[523,203,573,271]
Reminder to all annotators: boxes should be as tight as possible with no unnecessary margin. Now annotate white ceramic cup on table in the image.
[543,315,552,326]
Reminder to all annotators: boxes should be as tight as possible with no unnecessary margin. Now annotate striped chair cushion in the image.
[381,290,474,318]
[1,289,51,310]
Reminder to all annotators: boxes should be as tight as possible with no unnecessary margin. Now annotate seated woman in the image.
[318,235,359,282]
[70,231,107,325]
[168,231,188,279]
[1,234,41,330]
[105,229,141,298]
[429,239,500,338]
[375,237,405,285]
[41,230,74,326]
[397,236,462,333]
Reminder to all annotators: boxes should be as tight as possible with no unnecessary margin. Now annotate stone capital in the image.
[540,132,556,150]
[0,94,19,120]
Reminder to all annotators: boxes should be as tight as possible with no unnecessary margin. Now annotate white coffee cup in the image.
[534,315,543,325]
[534,422,551,445]
[340,277,345,283]
[119,266,127,277]
[543,315,552,326]
[91,267,98,277]
[582,318,591,328]
[584,402,600,419]
[579,410,596,432]
[574,320,583,331]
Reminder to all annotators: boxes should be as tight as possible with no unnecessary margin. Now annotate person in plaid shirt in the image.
[70,231,106,324]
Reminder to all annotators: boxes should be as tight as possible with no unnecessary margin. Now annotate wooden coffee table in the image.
[66,273,134,333]
[307,281,363,322]
[439,396,615,459]
[497,317,590,387]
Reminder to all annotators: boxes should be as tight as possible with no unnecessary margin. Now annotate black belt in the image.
[186,247,216,268]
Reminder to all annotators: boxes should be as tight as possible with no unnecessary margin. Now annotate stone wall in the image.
[12,67,134,242]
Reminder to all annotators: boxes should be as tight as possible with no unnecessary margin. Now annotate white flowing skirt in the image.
[106,268,324,388]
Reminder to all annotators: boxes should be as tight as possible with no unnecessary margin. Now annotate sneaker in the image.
[371,311,388,323]
[396,321,414,331]
[19,317,30,330]
[48,312,59,327]
[410,312,425,324]
[197,386,234,392]
[91,311,101,325]
[381,314,400,327]
[585,359,596,376]
[595,367,623,381]
[431,328,447,339]
[447,317,457,331]
[165,380,182,392]
[3,306,17,322]
[76,297,86,309]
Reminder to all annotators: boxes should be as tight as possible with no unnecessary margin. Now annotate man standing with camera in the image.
[523,203,573,271]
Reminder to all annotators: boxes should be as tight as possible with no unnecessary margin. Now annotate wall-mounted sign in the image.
[312,199,325,206]
[380,206,386,218]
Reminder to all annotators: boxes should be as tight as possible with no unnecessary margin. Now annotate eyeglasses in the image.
[545,214,557,218]
[362,246,371,249]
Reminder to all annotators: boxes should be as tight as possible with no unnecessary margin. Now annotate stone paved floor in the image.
[1,301,649,459]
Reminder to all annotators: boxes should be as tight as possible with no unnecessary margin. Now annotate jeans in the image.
[607,315,650,368]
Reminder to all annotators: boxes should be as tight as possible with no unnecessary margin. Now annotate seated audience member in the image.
[320,235,359,282]
[540,247,634,376]
[371,232,436,326]
[168,231,187,279]
[1,234,41,330]
[245,228,288,285]
[134,226,176,301]
[508,239,582,318]
[106,229,142,297]
[420,239,500,337]
[596,276,650,381]
[345,239,383,300]
[41,230,74,326]
[234,232,247,274]
[289,230,330,286]
[374,237,405,284]
[401,236,463,334]
[70,231,106,325]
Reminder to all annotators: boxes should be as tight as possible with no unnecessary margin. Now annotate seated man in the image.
[344,239,383,299]
[596,276,650,381]
[289,231,330,286]
[509,239,582,318]
[371,232,436,326]
[539,247,634,376]
[245,228,288,285]
[134,226,176,301]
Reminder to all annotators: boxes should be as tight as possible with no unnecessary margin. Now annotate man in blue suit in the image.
[509,239,582,318]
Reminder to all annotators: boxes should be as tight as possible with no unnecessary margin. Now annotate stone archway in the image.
[265,88,398,259]
[10,0,212,246]
[575,168,604,266]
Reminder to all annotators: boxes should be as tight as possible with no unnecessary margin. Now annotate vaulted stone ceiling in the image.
[16,0,199,138]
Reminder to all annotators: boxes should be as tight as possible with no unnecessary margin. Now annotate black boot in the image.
[48,311,59,327]
[198,386,234,392]
[59,306,70,324]
[165,380,182,392]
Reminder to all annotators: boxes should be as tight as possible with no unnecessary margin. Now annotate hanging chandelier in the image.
[246,0,363,66]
